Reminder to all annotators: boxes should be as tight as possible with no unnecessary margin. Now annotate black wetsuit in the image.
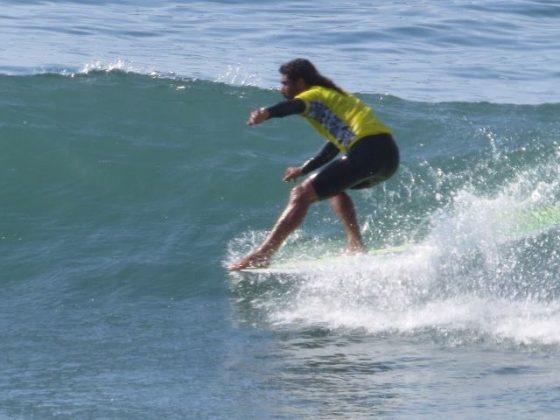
[267,99,399,199]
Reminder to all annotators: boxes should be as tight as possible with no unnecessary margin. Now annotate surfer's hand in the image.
[283,166,303,182]
[247,107,269,125]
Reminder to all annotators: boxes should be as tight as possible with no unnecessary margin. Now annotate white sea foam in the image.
[215,64,262,87]
[79,59,138,74]
[264,163,560,346]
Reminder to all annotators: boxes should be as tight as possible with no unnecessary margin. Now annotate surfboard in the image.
[239,244,408,274]
[238,204,560,275]
[510,205,560,237]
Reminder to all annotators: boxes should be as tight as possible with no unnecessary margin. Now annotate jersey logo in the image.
[307,101,355,147]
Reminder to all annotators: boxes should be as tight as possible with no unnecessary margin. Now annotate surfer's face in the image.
[280,74,306,99]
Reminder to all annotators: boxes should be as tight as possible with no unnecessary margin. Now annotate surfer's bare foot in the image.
[228,252,271,271]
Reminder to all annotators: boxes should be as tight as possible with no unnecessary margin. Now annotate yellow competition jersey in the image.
[296,86,391,153]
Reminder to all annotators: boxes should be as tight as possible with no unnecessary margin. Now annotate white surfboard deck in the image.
[240,244,407,274]
[239,204,560,275]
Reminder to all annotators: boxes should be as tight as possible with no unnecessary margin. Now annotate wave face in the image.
[2,71,560,417]
[3,71,560,336]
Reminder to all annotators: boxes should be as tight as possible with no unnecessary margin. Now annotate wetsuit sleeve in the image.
[301,142,339,175]
[266,99,306,118]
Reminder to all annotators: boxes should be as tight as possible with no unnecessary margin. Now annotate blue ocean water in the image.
[1,1,560,418]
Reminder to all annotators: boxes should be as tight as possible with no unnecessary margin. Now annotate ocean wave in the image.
[2,69,560,344]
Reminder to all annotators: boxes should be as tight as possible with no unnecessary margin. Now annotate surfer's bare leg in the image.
[329,192,365,252]
[229,180,319,271]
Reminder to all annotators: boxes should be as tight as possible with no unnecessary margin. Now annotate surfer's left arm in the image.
[247,99,305,125]
[283,142,339,182]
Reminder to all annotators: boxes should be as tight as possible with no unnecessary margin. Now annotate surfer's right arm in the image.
[247,99,305,125]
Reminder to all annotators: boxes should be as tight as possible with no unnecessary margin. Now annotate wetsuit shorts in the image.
[310,133,399,200]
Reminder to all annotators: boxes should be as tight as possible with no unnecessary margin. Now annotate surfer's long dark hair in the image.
[279,58,346,94]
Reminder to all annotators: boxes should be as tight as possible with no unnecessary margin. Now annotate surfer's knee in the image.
[329,192,351,209]
[289,182,318,207]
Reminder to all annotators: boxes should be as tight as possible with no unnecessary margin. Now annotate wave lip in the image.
[2,0,559,103]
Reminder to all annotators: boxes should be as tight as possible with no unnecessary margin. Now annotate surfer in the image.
[229,58,399,271]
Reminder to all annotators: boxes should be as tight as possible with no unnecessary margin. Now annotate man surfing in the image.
[229,58,399,271]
